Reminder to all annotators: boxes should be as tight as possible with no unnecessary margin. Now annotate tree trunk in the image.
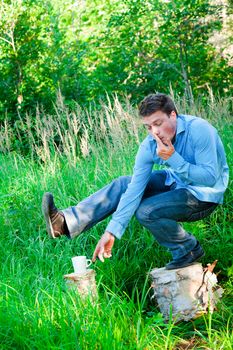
[64,269,97,300]
[150,262,223,322]
[179,40,194,105]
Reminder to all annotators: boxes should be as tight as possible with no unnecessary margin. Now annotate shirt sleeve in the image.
[106,141,154,239]
[166,119,218,186]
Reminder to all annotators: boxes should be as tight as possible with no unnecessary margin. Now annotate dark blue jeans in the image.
[63,171,218,260]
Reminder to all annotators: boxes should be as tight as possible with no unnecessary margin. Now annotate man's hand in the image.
[153,134,175,160]
[92,231,115,262]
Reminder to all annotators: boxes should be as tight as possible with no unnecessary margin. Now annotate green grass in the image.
[0,94,233,349]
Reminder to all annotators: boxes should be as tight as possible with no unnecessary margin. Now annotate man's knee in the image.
[136,196,168,224]
[135,204,151,224]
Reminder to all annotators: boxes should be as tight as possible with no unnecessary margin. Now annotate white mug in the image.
[72,256,92,274]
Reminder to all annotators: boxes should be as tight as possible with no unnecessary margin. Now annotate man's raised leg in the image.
[42,176,131,239]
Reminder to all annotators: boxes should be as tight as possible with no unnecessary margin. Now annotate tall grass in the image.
[0,92,232,349]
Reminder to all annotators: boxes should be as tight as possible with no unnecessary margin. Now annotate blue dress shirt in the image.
[106,114,229,239]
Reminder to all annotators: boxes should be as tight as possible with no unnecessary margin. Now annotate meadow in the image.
[0,93,232,349]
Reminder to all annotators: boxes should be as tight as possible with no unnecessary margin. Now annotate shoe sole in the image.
[165,251,205,270]
[42,192,56,239]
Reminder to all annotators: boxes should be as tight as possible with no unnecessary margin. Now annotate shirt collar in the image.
[148,114,185,142]
[176,115,185,135]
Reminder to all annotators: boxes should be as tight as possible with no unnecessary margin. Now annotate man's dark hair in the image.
[138,93,178,117]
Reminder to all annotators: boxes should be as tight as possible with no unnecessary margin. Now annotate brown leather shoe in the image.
[42,192,66,238]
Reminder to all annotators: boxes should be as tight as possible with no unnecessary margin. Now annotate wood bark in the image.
[64,269,97,299]
[150,262,223,322]
[179,39,194,105]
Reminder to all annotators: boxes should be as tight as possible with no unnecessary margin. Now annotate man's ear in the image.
[170,111,177,119]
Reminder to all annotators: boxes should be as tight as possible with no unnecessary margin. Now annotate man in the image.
[42,93,229,269]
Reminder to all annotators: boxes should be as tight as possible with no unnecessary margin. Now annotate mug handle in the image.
[86,259,92,268]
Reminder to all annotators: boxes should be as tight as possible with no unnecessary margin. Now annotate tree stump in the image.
[64,269,97,299]
[150,262,223,322]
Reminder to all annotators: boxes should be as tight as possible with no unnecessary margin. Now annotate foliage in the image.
[0,0,232,121]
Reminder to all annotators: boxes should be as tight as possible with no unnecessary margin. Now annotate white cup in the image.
[71,256,92,274]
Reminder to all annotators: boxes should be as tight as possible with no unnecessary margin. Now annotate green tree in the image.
[85,0,232,102]
[0,0,88,119]
[154,0,228,102]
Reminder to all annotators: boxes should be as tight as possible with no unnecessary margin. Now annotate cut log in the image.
[150,262,223,322]
[64,269,97,299]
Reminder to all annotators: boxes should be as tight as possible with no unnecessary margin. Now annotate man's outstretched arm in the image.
[92,139,154,262]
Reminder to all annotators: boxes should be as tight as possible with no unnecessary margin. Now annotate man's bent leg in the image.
[62,176,131,238]
[135,188,217,262]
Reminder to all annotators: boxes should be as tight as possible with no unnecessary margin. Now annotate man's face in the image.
[142,110,177,144]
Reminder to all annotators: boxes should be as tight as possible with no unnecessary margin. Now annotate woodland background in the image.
[0,0,233,123]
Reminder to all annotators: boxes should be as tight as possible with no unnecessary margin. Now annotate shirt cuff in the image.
[106,220,125,239]
[166,151,185,169]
